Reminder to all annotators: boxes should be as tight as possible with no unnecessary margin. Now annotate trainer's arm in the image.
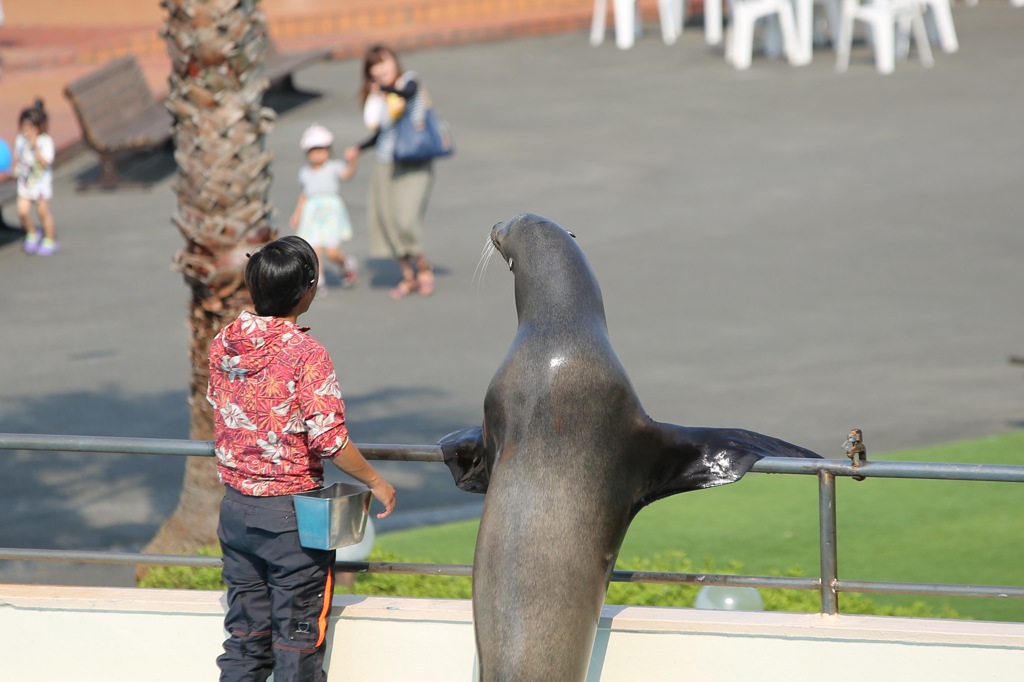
[332,440,396,518]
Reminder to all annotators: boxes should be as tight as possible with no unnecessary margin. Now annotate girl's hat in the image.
[300,124,334,150]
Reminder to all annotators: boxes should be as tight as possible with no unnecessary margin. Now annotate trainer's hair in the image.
[244,236,319,317]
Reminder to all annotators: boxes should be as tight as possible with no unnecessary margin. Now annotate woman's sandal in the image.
[389,277,418,300]
[416,269,435,297]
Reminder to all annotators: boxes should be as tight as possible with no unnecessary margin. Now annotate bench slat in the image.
[64,56,141,97]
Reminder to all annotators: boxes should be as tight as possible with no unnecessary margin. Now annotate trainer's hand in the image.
[368,477,396,518]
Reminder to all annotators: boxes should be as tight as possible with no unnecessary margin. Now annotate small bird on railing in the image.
[843,428,867,482]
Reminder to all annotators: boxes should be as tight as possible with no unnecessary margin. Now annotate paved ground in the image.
[1,5,1023,586]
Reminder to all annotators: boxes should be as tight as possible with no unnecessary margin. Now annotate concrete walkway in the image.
[1,4,1023,586]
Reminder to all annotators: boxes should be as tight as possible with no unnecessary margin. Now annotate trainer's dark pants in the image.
[217,486,336,682]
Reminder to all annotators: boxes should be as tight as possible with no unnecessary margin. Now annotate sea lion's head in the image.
[490,212,577,276]
[489,212,603,325]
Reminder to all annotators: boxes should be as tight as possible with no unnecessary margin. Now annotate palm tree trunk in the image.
[139,0,277,577]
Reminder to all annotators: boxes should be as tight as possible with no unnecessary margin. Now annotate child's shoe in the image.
[22,233,41,254]
[36,238,60,256]
[341,256,358,289]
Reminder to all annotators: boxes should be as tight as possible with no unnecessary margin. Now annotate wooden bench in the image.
[64,55,174,189]
[63,43,330,189]
[0,180,17,229]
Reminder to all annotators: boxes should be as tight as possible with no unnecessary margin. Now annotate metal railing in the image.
[2,432,1023,615]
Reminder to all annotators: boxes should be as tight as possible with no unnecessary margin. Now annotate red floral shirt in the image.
[206,311,349,496]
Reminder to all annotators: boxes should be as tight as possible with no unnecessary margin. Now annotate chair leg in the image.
[926,0,959,52]
[658,0,681,44]
[835,1,856,71]
[793,0,814,61]
[590,0,608,46]
[873,19,895,74]
[910,10,935,67]
[730,6,755,69]
[613,0,637,49]
[778,2,811,65]
[706,0,724,45]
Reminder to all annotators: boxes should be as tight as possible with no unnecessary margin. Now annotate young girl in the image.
[290,124,358,294]
[15,99,58,256]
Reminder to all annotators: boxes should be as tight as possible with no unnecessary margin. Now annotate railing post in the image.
[818,469,839,615]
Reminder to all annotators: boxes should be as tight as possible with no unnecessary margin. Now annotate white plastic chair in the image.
[590,0,686,49]
[726,0,810,70]
[836,0,934,74]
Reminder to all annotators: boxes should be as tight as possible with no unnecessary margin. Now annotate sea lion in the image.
[440,212,822,681]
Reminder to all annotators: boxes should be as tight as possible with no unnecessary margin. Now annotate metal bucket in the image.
[293,482,371,550]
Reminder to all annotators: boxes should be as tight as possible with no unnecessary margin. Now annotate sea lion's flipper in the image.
[642,425,822,503]
[439,426,489,494]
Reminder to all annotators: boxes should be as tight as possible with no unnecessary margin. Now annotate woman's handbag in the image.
[393,107,455,163]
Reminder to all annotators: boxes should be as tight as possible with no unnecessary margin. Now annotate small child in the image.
[14,99,58,255]
[290,124,358,294]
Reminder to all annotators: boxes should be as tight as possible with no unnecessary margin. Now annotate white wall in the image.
[1,585,1022,681]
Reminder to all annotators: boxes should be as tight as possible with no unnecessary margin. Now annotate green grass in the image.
[376,432,1024,623]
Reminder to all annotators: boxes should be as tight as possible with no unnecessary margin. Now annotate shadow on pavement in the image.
[0,386,191,553]
[0,225,26,249]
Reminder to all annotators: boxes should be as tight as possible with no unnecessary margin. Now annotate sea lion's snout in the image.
[490,221,513,271]
[490,221,506,249]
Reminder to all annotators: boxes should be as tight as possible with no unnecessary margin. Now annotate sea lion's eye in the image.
[567,231,576,239]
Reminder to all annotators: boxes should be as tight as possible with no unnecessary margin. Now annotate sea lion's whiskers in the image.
[474,237,498,289]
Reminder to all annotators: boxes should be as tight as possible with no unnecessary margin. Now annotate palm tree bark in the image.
[139,0,277,577]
